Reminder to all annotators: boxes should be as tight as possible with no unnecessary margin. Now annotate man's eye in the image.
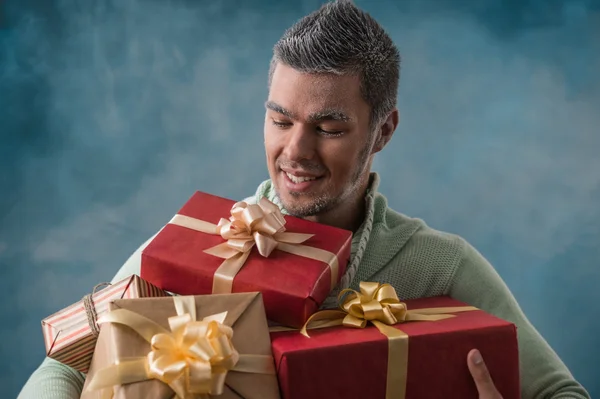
[272,120,291,128]
[318,127,344,137]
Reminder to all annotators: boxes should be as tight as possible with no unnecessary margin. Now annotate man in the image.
[19,1,589,398]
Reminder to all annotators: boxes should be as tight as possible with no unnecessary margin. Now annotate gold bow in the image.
[169,197,341,294]
[85,297,275,399]
[146,311,237,397]
[297,282,478,399]
[300,282,473,336]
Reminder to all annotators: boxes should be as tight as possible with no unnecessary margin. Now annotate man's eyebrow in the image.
[307,109,352,123]
[265,101,295,119]
[266,101,352,123]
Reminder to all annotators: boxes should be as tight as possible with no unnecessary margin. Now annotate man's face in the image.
[264,63,375,217]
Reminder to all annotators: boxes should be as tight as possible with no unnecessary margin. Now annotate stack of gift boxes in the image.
[41,191,521,398]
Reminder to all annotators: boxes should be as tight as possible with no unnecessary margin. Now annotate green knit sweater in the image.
[18,173,589,398]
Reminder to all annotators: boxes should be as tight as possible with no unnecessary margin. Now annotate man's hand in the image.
[467,349,503,399]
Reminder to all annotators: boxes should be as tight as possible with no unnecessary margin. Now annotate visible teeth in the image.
[286,172,317,184]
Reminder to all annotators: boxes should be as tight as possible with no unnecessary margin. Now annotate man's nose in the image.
[282,125,317,162]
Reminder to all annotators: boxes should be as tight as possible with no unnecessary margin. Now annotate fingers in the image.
[467,349,502,399]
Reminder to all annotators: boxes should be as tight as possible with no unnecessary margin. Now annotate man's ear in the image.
[372,108,399,154]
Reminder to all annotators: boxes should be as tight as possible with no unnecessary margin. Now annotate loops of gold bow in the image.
[85,297,275,399]
[146,310,238,398]
[300,281,478,337]
[208,198,307,258]
[169,197,341,294]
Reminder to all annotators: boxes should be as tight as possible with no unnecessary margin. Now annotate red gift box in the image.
[141,191,352,328]
[270,295,520,399]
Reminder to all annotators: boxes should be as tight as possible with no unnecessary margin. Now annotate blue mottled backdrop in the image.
[2,0,599,397]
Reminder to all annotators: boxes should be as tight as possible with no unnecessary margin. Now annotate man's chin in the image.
[279,195,332,218]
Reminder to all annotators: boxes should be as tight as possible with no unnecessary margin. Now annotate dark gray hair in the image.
[268,0,400,130]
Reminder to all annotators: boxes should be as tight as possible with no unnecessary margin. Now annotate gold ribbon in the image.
[169,197,340,293]
[299,282,478,399]
[85,296,276,399]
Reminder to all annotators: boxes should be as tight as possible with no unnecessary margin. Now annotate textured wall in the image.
[2,0,599,397]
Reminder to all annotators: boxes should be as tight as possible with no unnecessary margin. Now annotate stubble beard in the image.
[275,141,373,218]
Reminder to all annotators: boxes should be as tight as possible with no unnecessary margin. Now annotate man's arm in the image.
[448,239,590,399]
[17,357,85,399]
[17,234,156,399]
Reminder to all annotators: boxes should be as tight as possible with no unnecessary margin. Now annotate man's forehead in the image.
[265,100,353,123]
[268,63,364,118]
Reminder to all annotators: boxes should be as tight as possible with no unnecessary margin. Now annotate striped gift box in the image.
[41,275,168,373]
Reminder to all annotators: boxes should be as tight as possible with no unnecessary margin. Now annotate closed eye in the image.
[272,120,291,129]
[318,127,344,137]
[272,120,343,137]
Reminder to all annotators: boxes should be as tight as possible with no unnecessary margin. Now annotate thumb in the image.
[467,349,502,398]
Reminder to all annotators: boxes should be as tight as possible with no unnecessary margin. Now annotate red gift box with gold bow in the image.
[141,191,352,328]
[269,282,520,399]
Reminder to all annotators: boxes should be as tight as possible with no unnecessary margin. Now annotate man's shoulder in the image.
[408,219,468,254]
[372,201,473,297]
[377,198,469,269]
[375,194,466,250]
